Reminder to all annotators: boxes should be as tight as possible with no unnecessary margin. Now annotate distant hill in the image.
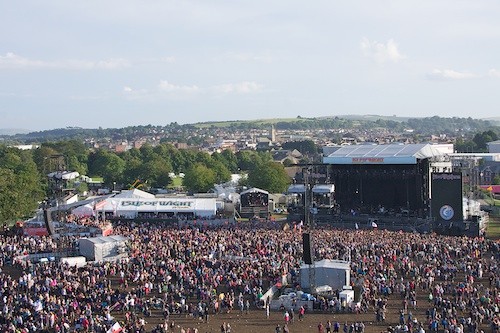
[193,117,310,128]
[333,114,412,122]
[0,115,497,144]
[0,128,31,135]
[483,117,500,126]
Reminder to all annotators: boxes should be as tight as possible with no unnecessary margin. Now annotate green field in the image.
[192,117,315,128]
[486,217,500,240]
[168,176,183,188]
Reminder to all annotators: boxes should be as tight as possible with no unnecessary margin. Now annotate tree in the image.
[42,140,89,175]
[88,150,126,185]
[75,181,89,194]
[247,161,291,193]
[121,152,144,187]
[454,138,477,153]
[473,130,498,152]
[183,163,216,193]
[0,146,44,225]
[494,175,500,185]
[236,151,258,171]
[139,159,172,188]
[207,160,231,184]
[32,145,59,175]
[236,151,270,171]
[212,149,238,173]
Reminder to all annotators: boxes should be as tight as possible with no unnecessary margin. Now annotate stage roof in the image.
[312,184,335,193]
[240,187,269,196]
[287,184,306,194]
[323,143,446,165]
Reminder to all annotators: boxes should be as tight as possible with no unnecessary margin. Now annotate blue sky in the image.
[1,1,500,131]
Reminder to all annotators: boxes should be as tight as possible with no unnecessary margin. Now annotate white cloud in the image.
[360,38,404,63]
[488,69,500,78]
[212,81,264,94]
[427,69,477,80]
[160,56,176,63]
[123,80,264,101]
[158,80,200,94]
[0,52,130,70]
[0,52,45,68]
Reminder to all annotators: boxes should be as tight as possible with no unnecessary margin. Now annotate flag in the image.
[107,322,122,333]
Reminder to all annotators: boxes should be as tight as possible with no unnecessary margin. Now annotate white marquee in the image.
[98,197,217,218]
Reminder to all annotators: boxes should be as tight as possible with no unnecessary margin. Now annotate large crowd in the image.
[0,220,499,333]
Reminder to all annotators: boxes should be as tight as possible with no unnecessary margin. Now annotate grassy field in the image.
[484,197,500,206]
[486,217,500,240]
[168,176,183,189]
[192,117,315,128]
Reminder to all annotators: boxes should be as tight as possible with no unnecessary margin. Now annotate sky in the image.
[1,1,500,131]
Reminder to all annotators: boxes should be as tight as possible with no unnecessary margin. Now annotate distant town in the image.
[2,115,499,156]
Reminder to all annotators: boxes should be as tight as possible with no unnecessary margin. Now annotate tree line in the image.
[1,124,499,225]
[0,141,293,225]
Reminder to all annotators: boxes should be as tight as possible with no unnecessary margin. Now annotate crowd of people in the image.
[0,219,499,332]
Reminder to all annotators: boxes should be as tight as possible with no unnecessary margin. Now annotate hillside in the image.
[0,115,497,144]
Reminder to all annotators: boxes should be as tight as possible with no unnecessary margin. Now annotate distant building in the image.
[487,140,500,153]
[174,142,188,149]
[270,125,277,142]
[10,144,40,150]
[272,149,302,164]
[256,137,272,151]
[114,142,130,153]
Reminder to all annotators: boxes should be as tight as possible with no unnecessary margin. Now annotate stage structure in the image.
[311,184,335,214]
[238,188,270,219]
[287,184,306,222]
[320,143,457,231]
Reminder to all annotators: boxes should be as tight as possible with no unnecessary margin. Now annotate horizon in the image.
[1,114,499,136]
[2,1,500,130]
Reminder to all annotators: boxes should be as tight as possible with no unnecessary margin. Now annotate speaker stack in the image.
[43,209,55,236]
[302,232,313,264]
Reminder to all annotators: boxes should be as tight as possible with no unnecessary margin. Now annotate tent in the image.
[98,197,217,218]
[114,189,155,199]
[72,204,94,217]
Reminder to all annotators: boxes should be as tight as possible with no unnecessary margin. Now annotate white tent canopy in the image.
[98,197,217,218]
[240,187,269,196]
[312,184,335,194]
[288,184,306,193]
[47,171,80,180]
[114,189,155,199]
[71,203,94,217]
